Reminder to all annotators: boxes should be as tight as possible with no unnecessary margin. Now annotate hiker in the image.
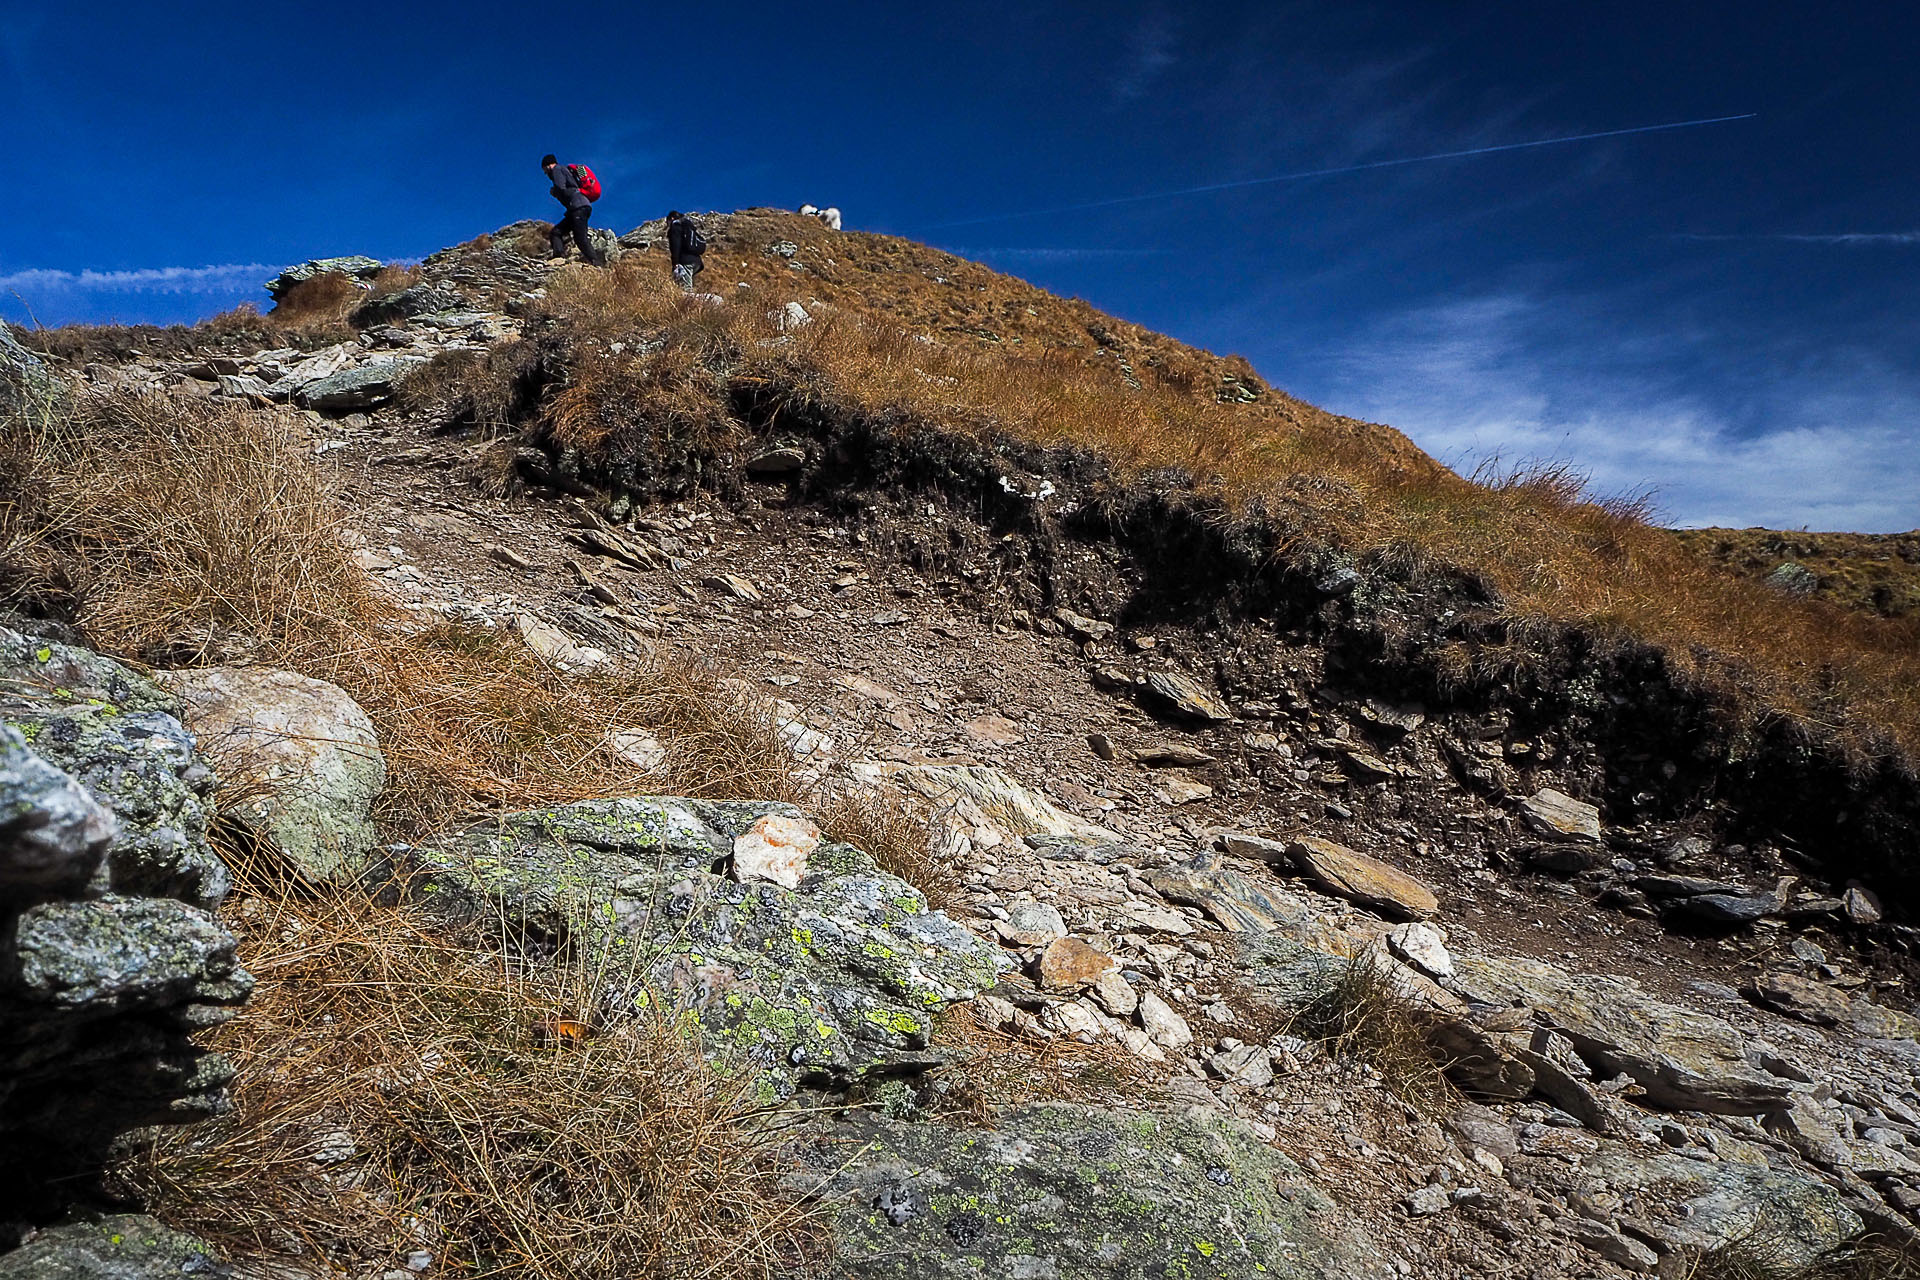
[666,210,705,289]
[542,154,604,265]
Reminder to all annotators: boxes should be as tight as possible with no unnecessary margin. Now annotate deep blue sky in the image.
[4,1,1915,531]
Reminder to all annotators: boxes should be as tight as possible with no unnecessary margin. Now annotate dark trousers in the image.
[551,206,600,263]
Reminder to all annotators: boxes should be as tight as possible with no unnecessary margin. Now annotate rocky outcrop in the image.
[0,1214,226,1279]
[0,629,248,1224]
[155,667,385,883]
[393,796,1008,1095]
[814,1103,1391,1279]
[264,255,382,301]
[0,324,59,418]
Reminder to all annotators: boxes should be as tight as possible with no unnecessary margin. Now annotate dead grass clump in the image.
[815,783,961,910]
[119,853,825,1278]
[1291,956,1456,1115]
[0,391,376,663]
[267,272,365,338]
[1684,1234,1920,1280]
[930,1014,1164,1123]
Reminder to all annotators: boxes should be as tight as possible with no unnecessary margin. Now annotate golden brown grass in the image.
[1290,955,1456,1116]
[1676,527,1920,621]
[492,217,1920,764]
[118,847,827,1278]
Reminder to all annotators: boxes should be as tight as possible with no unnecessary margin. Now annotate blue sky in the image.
[3,0,1914,532]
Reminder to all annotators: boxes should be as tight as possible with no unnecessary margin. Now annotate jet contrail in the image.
[931,113,1758,229]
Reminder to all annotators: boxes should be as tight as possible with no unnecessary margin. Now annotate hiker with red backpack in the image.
[541,154,604,265]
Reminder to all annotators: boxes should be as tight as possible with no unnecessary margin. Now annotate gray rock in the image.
[1146,861,1312,932]
[395,797,1008,1094]
[0,637,245,1220]
[1585,1148,1861,1265]
[0,1214,227,1278]
[296,358,423,411]
[1452,952,1792,1115]
[1765,561,1820,596]
[1,630,227,908]
[999,900,1067,946]
[1403,1183,1452,1217]
[154,667,386,883]
[349,283,464,327]
[1137,990,1192,1049]
[265,255,383,300]
[815,1104,1392,1279]
[1672,890,1778,924]
[1207,1043,1275,1087]
[0,724,117,894]
[1561,1218,1658,1272]
[0,324,60,417]
[745,444,806,474]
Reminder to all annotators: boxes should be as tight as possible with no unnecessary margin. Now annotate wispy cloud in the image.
[1679,231,1920,246]
[0,263,275,294]
[1114,9,1179,104]
[1322,293,1920,533]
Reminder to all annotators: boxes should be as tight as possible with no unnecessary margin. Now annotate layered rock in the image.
[0,629,248,1224]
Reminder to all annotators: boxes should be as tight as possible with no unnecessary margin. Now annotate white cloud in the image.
[1322,293,1920,533]
[1679,231,1920,246]
[0,263,274,295]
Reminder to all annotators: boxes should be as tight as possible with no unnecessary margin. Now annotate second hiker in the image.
[666,210,706,289]
[542,154,604,266]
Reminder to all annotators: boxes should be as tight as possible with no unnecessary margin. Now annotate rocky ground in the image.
[6,233,1920,1278]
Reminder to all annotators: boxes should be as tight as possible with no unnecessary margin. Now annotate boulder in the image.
[1584,1148,1861,1266]
[1285,836,1439,920]
[0,633,246,1219]
[1137,990,1192,1049]
[1,631,228,907]
[814,1104,1391,1279]
[395,797,1008,1094]
[1518,788,1602,842]
[0,1214,226,1278]
[154,667,385,883]
[295,357,424,411]
[1452,952,1792,1114]
[264,255,382,301]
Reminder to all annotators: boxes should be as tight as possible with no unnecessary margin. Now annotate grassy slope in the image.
[474,210,1920,767]
[1675,527,1920,621]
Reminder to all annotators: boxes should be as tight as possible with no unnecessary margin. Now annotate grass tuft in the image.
[1290,955,1456,1116]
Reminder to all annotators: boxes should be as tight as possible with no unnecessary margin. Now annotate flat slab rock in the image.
[1583,1148,1862,1265]
[1519,787,1602,842]
[1286,836,1439,920]
[1452,951,1793,1115]
[810,1103,1392,1279]
[397,796,1009,1096]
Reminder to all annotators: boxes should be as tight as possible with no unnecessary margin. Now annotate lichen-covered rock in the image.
[0,630,246,1223]
[0,324,59,418]
[0,724,117,894]
[810,1103,1391,1279]
[1583,1148,1861,1264]
[295,357,425,411]
[154,666,385,883]
[0,630,227,908]
[397,797,1009,1095]
[0,1214,227,1278]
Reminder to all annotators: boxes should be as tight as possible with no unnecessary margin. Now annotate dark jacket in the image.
[548,164,590,211]
[667,215,703,265]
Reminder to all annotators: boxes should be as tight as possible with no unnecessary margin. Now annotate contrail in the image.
[931,113,1758,229]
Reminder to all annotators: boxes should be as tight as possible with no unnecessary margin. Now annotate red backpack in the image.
[568,164,602,202]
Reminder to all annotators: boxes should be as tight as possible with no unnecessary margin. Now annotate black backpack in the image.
[686,220,708,256]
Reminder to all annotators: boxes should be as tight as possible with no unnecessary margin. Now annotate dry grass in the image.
[1289,955,1456,1116]
[473,216,1920,765]
[0,385,963,1272]
[1684,1234,1920,1280]
[929,1012,1165,1124]
[117,848,827,1278]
